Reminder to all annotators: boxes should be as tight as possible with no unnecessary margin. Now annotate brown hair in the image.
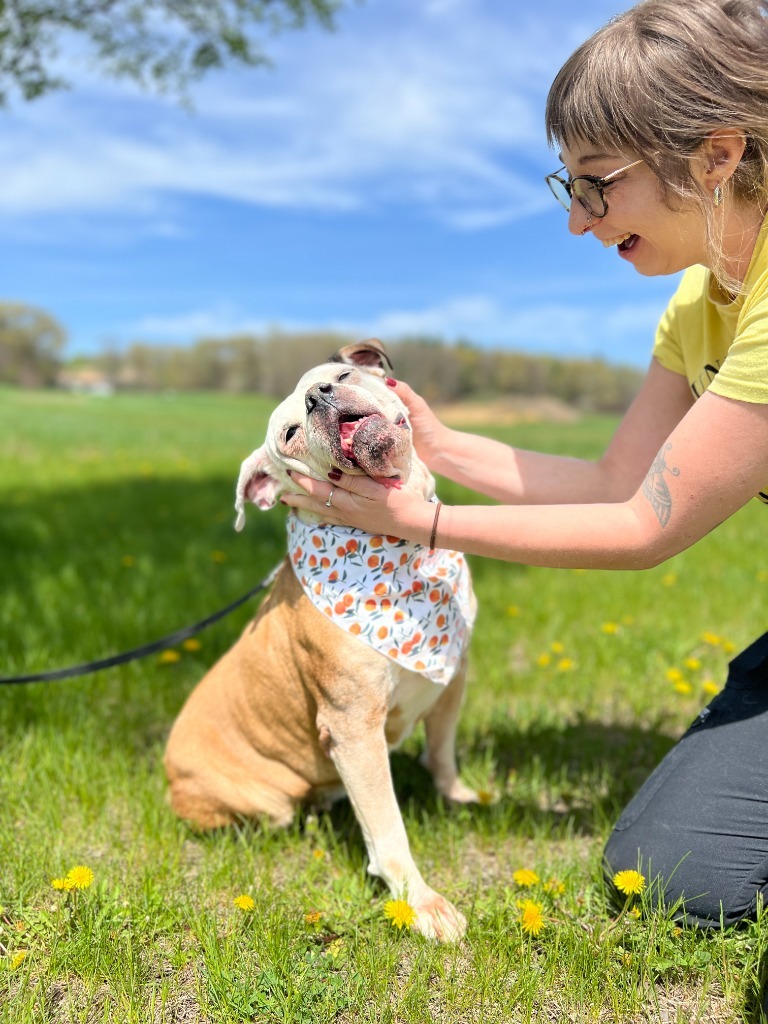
[545,0,768,276]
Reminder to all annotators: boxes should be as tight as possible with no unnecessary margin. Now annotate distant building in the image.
[57,366,114,396]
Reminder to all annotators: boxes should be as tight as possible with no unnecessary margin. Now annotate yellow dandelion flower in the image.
[312,849,325,860]
[384,899,416,930]
[684,657,701,671]
[326,938,343,958]
[550,641,564,654]
[518,899,545,936]
[613,869,646,896]
[513,868,540,888]
[701,632,721,646]
[723,640,736,654]
[182,638,202,652]
[544,879,565,897]
[211,550,228,563]
[536,653,552,668]
[601,622,619,634]
[477,789,495,805]
[158,649,181,664]
[661,573,677,587]
[702,680,720,697]
[665,667,683,682]
[506,605,520,617]
[10,950,28,970]
[304,910,322,924]
[628,906,642,919]
[65,866,94,890]
[51,877,73,891]
[233,894,255,912]
[556,657,575,672]
[673,681,693,695]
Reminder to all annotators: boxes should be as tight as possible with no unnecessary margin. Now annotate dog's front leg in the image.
[422,658,479,804]
[319,715,467,942]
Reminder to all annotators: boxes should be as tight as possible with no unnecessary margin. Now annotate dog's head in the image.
[235,339,434,531]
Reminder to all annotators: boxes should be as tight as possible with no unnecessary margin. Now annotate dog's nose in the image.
[305,382,334,413]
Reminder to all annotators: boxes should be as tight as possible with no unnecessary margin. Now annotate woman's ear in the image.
[699,128,747,189]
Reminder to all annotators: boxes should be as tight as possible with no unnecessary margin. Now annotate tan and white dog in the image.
[164,339,478,940]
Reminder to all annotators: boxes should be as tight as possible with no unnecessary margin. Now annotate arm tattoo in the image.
[642,443,680,528]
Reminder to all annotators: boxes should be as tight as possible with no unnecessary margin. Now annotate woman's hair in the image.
[545,0,768,279]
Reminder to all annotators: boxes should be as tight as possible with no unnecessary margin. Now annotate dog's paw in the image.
[441,778,480,804]
[411,891,467,943]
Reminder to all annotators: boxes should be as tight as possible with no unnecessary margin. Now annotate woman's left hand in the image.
[281,471,434,546]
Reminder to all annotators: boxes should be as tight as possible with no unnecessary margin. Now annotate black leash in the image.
[0,562,282,686]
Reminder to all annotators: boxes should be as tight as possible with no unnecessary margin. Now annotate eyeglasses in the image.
[545,159,644,218]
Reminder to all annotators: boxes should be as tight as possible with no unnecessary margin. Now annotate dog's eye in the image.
[285,425,299,442]
[337,371,353,382]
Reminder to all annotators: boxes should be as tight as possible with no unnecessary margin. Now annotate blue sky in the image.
[2,0,678,367]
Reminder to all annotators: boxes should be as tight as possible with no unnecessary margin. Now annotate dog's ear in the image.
[234,445,284,531]
[328,337,394,374]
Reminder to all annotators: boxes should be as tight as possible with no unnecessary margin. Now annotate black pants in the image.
[604,631,768,928]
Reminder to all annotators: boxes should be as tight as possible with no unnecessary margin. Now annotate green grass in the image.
[1,385,766,1023]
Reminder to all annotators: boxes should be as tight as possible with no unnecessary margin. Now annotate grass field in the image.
[1,385,766,1023]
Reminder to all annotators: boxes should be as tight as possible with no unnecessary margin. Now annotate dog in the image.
[164,339,478,941]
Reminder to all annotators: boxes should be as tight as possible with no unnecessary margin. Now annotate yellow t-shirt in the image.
[653,212,768,501]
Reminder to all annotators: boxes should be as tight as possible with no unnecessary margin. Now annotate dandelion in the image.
[477,789,495,805]
[673,680,693,696]
[550,641,565,654]
[613,869,646,896]
[665,667,683,682]
[536,653,552,668]
[601,622,619,634]
[326,938,343,958]
[233,895,255,912]
[304,910,322,924]
[518,899,545,936]
[628,906,642,919]
[10,950,28,970]
[182,638,202,652]
[312,849,325,860]
[701,632,722,646]
[661,573,677,587]
[702,680,720,697]
[556,657,575,672]
[65,866,94,890]
[544,879,565,897]
[158,649,181,665]
[684,657,701,671]
[723,640,736,654]
[51,877,73,891]
[513,868,540,888]
[384,899,416,930]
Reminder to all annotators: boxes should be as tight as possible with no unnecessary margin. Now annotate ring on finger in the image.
[325,488,335,508]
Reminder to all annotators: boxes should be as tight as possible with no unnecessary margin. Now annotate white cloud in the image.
[1,0,579,225]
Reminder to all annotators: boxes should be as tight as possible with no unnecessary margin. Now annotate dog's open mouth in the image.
[339,412,407,464]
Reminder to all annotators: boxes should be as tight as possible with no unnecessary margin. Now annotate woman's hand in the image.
[281,469,436,546]
[389,379,452,471]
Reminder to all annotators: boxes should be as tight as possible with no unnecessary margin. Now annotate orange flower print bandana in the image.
[287,513,476,685]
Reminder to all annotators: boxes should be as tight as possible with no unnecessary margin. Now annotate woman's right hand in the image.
[388,378,451,470]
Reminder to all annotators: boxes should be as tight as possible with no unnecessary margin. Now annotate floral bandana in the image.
[287,513,475,685]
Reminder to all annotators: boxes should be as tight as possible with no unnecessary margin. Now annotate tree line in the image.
[0,301,643,411]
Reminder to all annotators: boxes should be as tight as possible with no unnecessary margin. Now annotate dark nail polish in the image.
[328,469,342,481]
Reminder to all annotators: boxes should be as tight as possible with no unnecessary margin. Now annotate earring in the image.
[713,182,724,207]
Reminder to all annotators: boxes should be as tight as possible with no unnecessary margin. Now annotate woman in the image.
[283,0,768,933]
